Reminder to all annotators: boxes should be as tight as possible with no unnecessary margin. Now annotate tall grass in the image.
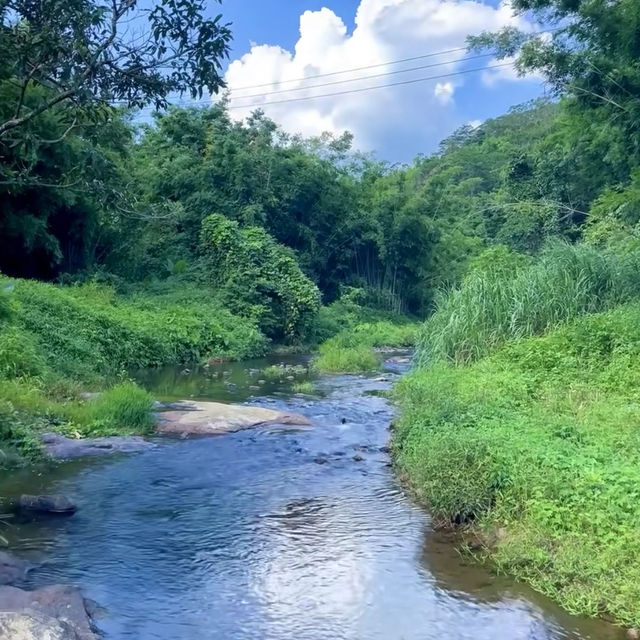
[418,242,640,365]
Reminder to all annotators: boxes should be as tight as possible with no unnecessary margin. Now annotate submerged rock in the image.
[0,552,31,586]
[156,401,311,436]
[0,585,98,640]
[16,495,76,515]
[42,433,155,461]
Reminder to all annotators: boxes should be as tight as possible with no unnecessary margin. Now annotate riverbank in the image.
[0,277,269,463]
[393,301,640,629]
[0,276,414,464]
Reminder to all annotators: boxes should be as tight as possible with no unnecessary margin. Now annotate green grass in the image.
[394,301,640,627]
[0,277,270,464]
[315,321,418,373]
[418,242,640,366]
[291,381,314,394]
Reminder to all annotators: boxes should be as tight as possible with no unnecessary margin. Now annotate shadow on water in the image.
[0,355,626,640]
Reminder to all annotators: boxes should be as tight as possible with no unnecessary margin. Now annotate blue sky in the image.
[206,0,545,161]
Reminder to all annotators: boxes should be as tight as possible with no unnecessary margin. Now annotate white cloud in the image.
[220,0,540,157]
[434,82,455,104]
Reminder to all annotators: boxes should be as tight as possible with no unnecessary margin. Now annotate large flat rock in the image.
[156,401,311,436]
[0,585,98,640]
[42,433,155,460]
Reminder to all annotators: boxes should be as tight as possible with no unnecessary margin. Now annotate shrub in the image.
[200,214,321,342]
[0,327,46,379]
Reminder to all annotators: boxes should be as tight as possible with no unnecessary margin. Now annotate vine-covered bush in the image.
[200,214,320,341]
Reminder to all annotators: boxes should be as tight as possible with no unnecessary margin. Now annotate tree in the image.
[469,0,640,156]
[0,0,232,144]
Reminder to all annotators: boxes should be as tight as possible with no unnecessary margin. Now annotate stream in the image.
[0,355,625,639]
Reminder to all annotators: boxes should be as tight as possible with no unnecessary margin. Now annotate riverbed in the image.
[0,356,625,639]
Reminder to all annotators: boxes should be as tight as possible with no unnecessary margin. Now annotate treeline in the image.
[3,95,640,333]
[2,0,640,341]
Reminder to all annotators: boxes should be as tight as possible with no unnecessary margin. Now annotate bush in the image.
[88,383,154,435]
[0,276,269,458]
[200,214,321,342]
[418,242,640,365]
[394,301,640,626]
[0,327,45,379]
[8,278,267,380]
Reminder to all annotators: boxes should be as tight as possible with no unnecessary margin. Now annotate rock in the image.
[16,495,76,515]
[156,401,311,436]
[0,611,78,640]
[379,445,391,454]
[0,552,31,586]
[353,454,364,462]
[627,629,640,640]
[42,433,155,461]
[0,585,98,640]
[373,377,390,382]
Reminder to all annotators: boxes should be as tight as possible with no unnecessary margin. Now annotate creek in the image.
[0,355,624,639]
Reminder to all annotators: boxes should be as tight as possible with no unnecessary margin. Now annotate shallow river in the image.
[0,356,624,639]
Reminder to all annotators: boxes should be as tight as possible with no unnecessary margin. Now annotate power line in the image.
[230,46,470,91]
[229,52,495,100]
[131,60,515,115]
[225,62,514,111]
[222,27,557,93]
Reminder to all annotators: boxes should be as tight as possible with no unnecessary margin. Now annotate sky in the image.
[207,0,547,161]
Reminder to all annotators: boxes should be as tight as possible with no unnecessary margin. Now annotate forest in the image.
[2,0,640,633]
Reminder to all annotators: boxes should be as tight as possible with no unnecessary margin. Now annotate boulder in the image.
[16,495,76,515]
[0,552,31,586]
[156,401,311,436]
[0,585,98,640]
[0,611,79,640]
[42,433,155,461]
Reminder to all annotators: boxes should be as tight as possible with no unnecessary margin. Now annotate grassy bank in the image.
[0,277,268,463]
[315,321,418,373]
[394,244,640,627]
[418,242,640,366]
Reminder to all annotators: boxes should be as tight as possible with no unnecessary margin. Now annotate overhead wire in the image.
[228,52,496,101]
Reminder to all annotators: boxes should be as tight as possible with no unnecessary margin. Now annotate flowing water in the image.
[0,356,625,640]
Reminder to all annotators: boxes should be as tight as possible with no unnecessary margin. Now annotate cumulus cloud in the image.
[220,0,540,157]
[434,82,455,104]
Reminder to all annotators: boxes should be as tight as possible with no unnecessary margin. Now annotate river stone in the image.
[42,432,155,460]
[0,585,98,640]
[17,495,76,515]
[0,552,31,586]
[156,401,311,436]
[0,611,79,640]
